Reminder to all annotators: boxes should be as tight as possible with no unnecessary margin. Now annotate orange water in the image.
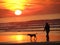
[0,31,60,43]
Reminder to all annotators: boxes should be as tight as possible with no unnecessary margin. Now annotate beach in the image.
[0,42,60,45]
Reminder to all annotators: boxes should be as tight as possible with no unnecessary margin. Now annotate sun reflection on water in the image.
[10,35,26,42]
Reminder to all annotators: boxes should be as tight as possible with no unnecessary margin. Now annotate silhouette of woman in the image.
[44,22,50,42]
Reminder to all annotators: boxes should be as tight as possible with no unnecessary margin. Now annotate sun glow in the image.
[15,10,22,15]
[3,0,30,11]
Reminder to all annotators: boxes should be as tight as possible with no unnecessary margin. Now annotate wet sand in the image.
[0,42,60,45]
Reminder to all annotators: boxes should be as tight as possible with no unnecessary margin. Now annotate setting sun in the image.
[15,10,22,15]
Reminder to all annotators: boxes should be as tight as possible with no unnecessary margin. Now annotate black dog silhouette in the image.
[27,34,37,42]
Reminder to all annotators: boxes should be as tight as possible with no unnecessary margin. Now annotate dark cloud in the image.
[0,9,14,18]
[52,0,60,2]
[32,0,60,15]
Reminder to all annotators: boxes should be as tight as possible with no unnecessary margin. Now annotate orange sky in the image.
[0,0,60,23]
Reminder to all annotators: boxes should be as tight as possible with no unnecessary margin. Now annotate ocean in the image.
[0,19,60,43]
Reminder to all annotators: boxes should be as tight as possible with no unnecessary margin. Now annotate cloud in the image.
[0,9,14,18]
[0,0,60,18]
